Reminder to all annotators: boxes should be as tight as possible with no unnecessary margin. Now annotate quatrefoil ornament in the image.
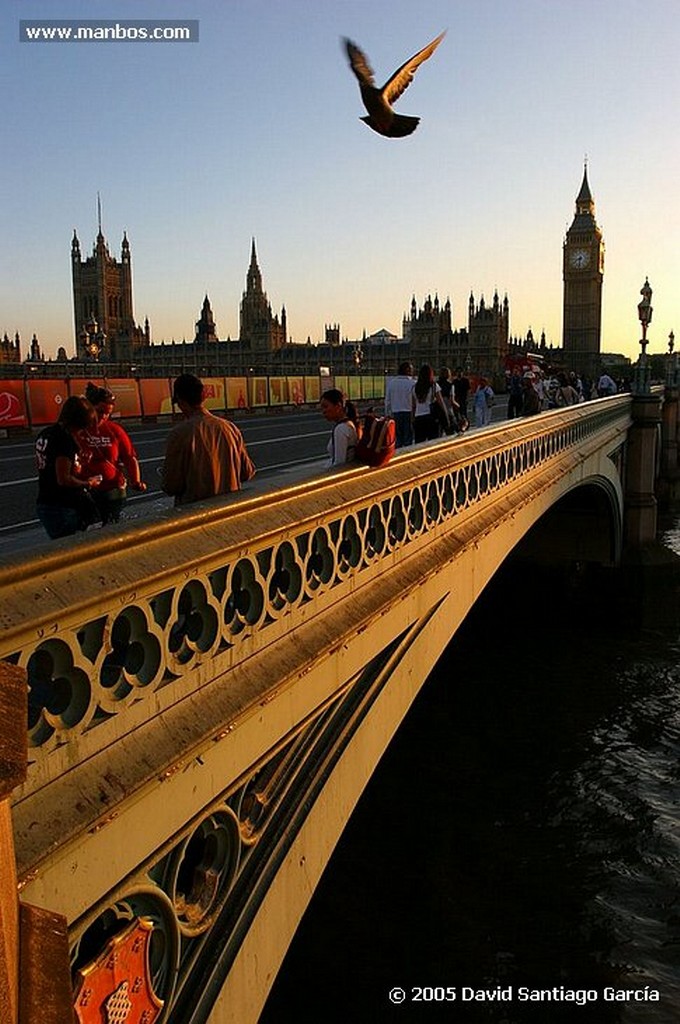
[167,579,220,668]
[268,541,303,613]
[24,636,96,747]
[337,515,362,577]
[304,527,334,592]
[98,606,164,709]
[224,559,265,635]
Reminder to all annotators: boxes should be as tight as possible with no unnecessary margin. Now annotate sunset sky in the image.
[3,0,679,362]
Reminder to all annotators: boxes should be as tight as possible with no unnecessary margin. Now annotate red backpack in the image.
[355,412,396,468]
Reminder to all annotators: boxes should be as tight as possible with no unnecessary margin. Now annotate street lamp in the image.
[667,329,677,388]
[83,317,107,362]
[353,344,364,371]
[635,277,653,394]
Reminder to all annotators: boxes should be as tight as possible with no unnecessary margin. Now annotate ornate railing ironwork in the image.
[2,396,632,1023]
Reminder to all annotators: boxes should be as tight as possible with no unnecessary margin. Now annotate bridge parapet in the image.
[2,396,634,1022]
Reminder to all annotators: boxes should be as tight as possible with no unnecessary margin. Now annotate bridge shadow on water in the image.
[262,549,680,1023]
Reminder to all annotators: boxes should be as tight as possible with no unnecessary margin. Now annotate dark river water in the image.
[262,521,680,1023]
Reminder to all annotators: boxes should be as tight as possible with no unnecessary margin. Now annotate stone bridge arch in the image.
[1,396,642,1024]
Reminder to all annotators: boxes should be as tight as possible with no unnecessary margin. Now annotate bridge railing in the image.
[4,398,629,801]
[1,395,636,1018]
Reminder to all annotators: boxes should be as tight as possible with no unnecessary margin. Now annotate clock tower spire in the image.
[562,163,605,379]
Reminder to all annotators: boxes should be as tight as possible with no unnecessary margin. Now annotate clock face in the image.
[570,248,590,269]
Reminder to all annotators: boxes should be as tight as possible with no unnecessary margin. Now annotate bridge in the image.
[0,389,674,1023]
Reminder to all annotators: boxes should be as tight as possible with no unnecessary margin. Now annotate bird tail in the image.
[360,114,420,137]
[386,114,420,138]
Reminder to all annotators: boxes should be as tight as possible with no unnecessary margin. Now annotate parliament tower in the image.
[71,214,149,361]
[239,239,287,357]
[562,166,604,378]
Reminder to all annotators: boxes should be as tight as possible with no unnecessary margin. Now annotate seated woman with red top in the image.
[79,383,147,523]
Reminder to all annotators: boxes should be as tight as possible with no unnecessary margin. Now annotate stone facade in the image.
[0,333,21,365]
[401,290,509,382]
[468,290,510,379]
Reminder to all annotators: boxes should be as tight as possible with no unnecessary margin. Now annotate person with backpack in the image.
[320,388,359,466]
[436,367,457,434]
[553,373,579,407]
[412,364,448,443]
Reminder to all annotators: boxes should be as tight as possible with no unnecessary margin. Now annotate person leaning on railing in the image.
[160,374,256,506]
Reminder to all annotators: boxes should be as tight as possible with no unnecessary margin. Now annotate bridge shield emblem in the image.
[74,918,163,1024]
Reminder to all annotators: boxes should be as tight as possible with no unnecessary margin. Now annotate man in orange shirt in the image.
[161,374,255,506]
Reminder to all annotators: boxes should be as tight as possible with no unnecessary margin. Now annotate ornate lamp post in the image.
[667,330,677,388]
[353,343,364,373]
[83,317,107,362]
[635,277,653,394]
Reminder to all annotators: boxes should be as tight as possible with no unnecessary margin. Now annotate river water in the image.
[262,520,680,1023]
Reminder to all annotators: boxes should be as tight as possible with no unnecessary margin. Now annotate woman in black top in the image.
[35,396,101,538]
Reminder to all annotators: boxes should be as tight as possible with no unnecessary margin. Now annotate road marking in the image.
[0,456,326,533]
[0,430,329,484]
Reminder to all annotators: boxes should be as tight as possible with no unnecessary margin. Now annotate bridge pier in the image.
[624,393,662,547]
[657,385,680,505]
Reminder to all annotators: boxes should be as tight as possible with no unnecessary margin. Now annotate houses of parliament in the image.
[1,168,606,383]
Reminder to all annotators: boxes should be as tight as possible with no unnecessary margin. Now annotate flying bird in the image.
[344,31,446,138]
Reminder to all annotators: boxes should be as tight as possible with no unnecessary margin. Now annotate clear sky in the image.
[2,0,679,362]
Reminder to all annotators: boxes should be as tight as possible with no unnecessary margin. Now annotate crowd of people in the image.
[506,366,624,418]
[384,362,475,447]
[323,362,629,469]
[34,364,628,539]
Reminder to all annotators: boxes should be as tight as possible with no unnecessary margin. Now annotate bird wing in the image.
[382,30,446,105]
[344,38,375,88]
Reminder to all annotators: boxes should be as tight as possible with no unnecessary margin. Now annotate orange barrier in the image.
[0,374,387,430]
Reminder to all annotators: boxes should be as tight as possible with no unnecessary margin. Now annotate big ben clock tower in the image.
[562,165,604,378]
